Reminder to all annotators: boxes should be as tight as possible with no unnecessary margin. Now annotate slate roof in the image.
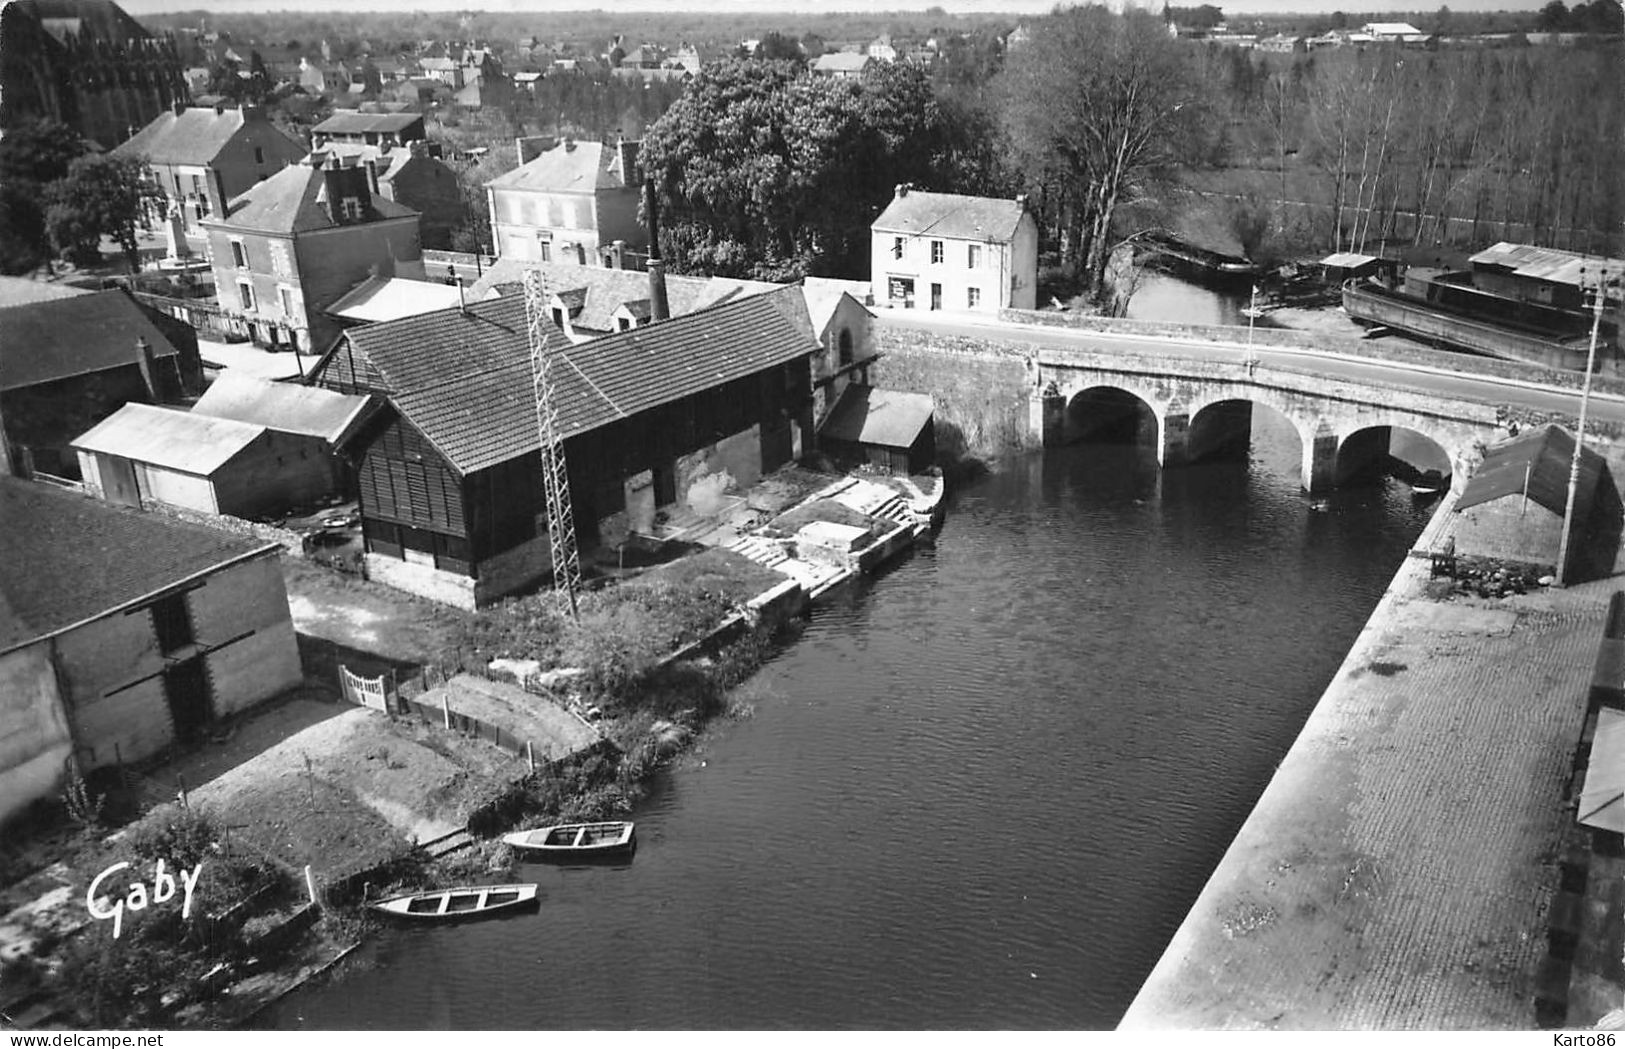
[211,163,418,233]
[348,292,819,475]
[114,107,288,167]
[486,139,637,194]
[813,52,874,73]
[872,190,1028,243]
[191,372,375,444]
[1455,424,1601,518]
[818,385,934,449]
[313,111,424,135]
[72,403,265,476]
[0,276,89,309]
[799,277,869,333]
[0,290,180,392]
[468,260,713,331]
[0,476,274,653]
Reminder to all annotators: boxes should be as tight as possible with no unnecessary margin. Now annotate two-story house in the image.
[870,185,1038,313]
[202,156,424,353]
[114,103,309,236]
[486,135,646,267]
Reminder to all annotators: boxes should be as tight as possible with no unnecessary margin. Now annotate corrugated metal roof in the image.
[1454,424,1600,517]
[818,385,934,449]
[0,289,180,392]
[191,372,374,444]
[378,293,820,475]
[1468,242,1625,288]
[1320,252,1381,268]
[872,189,1027,243]
[0,477,271,652]
[72,403,264,476]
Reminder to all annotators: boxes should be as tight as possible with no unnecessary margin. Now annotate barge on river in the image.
[1341,277,1612,373]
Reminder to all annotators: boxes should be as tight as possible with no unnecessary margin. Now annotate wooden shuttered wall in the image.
[358,415,467,535]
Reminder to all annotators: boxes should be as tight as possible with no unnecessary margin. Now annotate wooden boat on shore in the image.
[370,883,539,921]
[502,821,636,858]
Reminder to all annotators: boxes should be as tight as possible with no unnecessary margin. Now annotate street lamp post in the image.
[1555,266,1615,587]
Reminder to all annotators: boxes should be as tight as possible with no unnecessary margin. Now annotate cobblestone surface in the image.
[1120,527,1615,1030]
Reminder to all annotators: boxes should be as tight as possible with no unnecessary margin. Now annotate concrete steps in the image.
[727,535,788,568]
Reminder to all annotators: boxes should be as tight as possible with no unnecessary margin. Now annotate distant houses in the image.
[871,185,1039,313]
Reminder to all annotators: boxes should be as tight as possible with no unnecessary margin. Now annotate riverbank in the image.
[1120,491,1620,1029]
[0,464,941,1030]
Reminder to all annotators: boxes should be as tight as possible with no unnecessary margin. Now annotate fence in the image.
[130,290,251,343]
[338,664,390,713]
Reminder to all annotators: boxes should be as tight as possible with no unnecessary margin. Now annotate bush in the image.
[126,807,217,870]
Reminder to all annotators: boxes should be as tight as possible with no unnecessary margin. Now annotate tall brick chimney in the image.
[643,179,668,322]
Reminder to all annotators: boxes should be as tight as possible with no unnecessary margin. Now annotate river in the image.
[268,281,1437,1031]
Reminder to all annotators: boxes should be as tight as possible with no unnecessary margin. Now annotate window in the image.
[340,196,363,221]
[254,146,265,164]
[968,244,982,269]
[237,281,256,311]
[930,240,944,265]
[888,276,914,307]
[551,306,566,329]
[150,593,194,654]
[967,287,982,308]
[617,315,633,331]
[229,240,247,268]
[538,239,551,263]
[278,285,295,316]
[892,236,904,259]
[838,328,854,366]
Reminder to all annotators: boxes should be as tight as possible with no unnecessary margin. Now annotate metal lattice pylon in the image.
[523,268,582,617]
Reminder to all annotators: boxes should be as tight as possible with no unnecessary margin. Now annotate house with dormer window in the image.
[486,135,646,267]
[202,157,424,353]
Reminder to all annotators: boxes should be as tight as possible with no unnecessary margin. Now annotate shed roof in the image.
[326,275,464,322]
[872,189,1027,243]
[0,290,180,392]
[1467,242,1624,289]
[352,292,819,475]
[819,385,935,449]
[0,276,90,309]
[0,477,273,653]
[813,52,873,72]
[313,110,423,135]
[1454,424,1602,517]
[1320,252,1383,268]
[191,372,375,444]
[1579,707,1625,833]
[72,403,265,476]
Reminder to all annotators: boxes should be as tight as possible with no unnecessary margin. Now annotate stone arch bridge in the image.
[1030,346,1508,493]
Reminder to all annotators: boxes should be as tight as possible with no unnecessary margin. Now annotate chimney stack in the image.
[134,336,160,399]
[455,275,466,313]
[895,183,909,198]
[643,179,669,321]
[610,239,625,270]
[213,102,225,116]
[171,100,185,117]
[1015,193,1028,211]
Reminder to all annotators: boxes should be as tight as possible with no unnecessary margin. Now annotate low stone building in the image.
[817,385,936,474]
[1451,424,1616,581]
[0,477,302,827]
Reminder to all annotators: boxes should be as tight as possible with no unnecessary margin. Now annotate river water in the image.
[269,282,1437,1031]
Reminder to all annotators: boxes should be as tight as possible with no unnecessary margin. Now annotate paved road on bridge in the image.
[877,311,1625,427]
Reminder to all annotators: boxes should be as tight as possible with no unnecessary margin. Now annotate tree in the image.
[45,154,158,271]
[0,119,88,273]
[756,31,804,67]
[994,7,1208,300]
[640,58,955,280]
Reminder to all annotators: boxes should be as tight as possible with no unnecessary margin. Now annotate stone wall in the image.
[868,323,1036,464]
[0,644,71,827]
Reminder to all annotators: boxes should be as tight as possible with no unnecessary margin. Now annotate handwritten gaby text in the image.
[84,859,203,939]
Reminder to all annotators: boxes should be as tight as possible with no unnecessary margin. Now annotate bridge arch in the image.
[1062,385,1160,447]
[1334,424,1454,490]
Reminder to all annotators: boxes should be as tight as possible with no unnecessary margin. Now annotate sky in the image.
[114,0,1556,19]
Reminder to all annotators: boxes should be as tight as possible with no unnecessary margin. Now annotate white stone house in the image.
[870,185,1039,314]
